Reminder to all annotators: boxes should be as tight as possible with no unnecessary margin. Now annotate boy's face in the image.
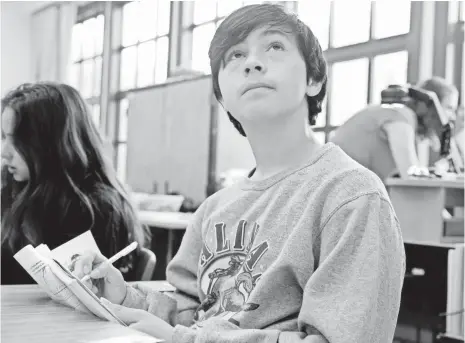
[218,26,319,126]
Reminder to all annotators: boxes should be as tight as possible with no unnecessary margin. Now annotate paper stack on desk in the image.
[13,231,126,325]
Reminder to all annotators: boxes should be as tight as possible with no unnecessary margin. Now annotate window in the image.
[297,1,330,50]
[330,58,369,126]
[372,51,409,104]
[217,1,243,18]
[444,1,464,103]
[332,1,371,48]
[293,1,412,137]
[445,43,455,85]
[462,40,465,100]
[116,96,129,185]
[449,1,461,24]
[314,98,327,128]
[312,131,326,145]
[187,1,269,74]
[119,0,170,89]
[192,22,216,73]
[372,1,411,39]
[69,14,104,127]
[111,0,171,181]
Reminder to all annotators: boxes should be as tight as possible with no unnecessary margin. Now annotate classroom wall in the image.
[0,2,49,96]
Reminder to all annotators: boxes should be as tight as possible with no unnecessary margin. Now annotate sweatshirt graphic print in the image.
[195,220,266,325]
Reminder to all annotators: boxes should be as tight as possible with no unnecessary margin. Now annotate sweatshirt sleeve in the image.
[169,192,405,343]
[121,205,205,327]
[299,192,406,343]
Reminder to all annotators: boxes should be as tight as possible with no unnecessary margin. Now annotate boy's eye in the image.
[268,42,285,51]
[227,50,245,61]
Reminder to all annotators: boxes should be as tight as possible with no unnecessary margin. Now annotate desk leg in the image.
[166,230,174,265]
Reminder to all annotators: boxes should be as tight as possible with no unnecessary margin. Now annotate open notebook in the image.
[14,231,126,325]
[13,231,164,343]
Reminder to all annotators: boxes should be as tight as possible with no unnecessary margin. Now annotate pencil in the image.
[80,242,138,283]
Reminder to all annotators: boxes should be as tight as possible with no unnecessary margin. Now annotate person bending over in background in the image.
[331,77,460,181]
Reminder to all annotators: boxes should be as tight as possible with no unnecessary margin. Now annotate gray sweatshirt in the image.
[122,143,406,343]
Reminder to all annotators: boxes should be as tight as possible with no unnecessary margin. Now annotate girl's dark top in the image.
[1,188,139,285]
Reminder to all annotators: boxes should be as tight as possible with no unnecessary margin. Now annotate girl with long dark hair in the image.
[1,82,147,284]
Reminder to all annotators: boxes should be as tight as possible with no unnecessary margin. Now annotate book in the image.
[14,231,129,326]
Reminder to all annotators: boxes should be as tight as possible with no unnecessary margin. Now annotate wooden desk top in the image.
[1,282,172,343]
[386,176,464,189]
[138,211,194,230]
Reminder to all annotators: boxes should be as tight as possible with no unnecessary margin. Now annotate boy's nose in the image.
[244,56,267,75]
[245,65,263,74]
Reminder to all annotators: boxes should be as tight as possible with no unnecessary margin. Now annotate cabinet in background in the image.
[126,76,212,204]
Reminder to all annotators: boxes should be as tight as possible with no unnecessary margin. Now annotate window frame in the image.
[292,1,412,141]
[70,3,106,127]
[106,1,174,178]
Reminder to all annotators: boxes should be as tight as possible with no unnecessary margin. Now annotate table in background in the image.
[386,176,464,244]
[1,281,175,343]
[138,211,194,264]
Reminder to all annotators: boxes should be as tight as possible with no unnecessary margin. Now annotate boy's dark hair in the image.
[208,4,327,137]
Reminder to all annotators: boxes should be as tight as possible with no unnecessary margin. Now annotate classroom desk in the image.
[138,211,194,263]
[386,176,464,244]
[1,281,173,343]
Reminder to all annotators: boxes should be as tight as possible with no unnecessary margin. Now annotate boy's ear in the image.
[306,80,323,97]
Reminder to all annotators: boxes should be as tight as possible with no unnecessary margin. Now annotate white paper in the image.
[14,231,123,322]
[35,243,52,258]
[51,231,101,268]
[14,245,90,313]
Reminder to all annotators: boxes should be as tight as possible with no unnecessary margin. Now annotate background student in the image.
[331,77,460,181]
[1,82,148,285]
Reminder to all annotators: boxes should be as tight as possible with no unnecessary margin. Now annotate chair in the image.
[136,247,157,281]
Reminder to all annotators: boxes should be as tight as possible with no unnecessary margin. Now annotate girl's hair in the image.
[416,77,459,138]
[209,4,327,137]
[418,77,458,104]
[1,82,146,254]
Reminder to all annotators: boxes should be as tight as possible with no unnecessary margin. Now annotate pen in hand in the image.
[80,242,138,283]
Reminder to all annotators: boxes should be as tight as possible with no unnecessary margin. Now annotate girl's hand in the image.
[72,251,127,305]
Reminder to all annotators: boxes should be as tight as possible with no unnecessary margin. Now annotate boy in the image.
[75,4,405,343]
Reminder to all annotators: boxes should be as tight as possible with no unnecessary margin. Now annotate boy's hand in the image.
[72,251,127,305]
[101,298,174,343]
